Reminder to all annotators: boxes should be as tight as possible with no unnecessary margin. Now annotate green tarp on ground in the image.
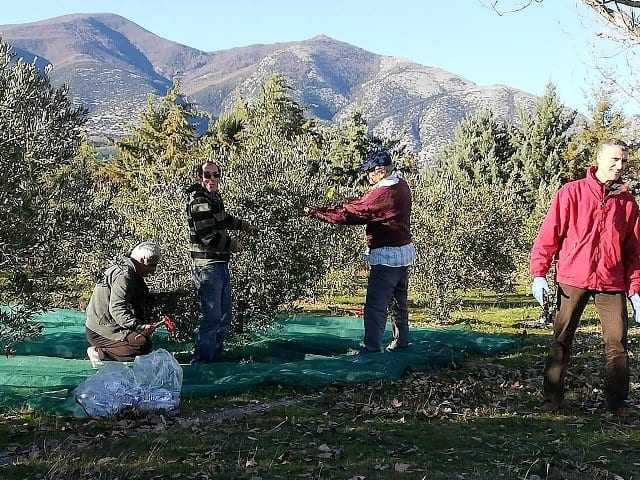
[0,309,519,414]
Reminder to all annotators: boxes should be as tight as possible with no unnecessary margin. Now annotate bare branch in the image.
[583,0,640,40]
[478,0,544,15]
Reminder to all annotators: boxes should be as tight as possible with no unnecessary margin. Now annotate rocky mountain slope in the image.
[0,13,537,160]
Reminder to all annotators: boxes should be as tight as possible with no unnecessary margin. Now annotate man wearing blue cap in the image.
[305,150,416,353]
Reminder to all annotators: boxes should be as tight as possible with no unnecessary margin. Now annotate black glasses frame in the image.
[202,171,221,180]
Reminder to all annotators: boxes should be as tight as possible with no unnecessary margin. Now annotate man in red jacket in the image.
[530,138,640,415]
[305,149,416,354]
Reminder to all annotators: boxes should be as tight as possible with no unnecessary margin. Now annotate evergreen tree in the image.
[511,83,576,211]
[565,96,628,181]
[324,108,371,191]
[251,74,305,139]
[439,109,516,187]
[104,83,201,185]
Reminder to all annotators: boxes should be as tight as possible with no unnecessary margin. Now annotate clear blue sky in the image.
[2,0,633,115]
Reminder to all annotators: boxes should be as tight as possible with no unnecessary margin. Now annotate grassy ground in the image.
[1,293,639,479]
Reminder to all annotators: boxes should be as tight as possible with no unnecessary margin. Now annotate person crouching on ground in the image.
[85,241,162,367]
[305,149,416,354]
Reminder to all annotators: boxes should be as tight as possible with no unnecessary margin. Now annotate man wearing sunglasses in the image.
[305,149,415,354]
[186,161,258,362]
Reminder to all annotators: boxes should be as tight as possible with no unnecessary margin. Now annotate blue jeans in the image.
[363,265,409,352]
[192,263,232,362]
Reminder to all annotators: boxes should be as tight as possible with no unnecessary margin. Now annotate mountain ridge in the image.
[0,13,537,160]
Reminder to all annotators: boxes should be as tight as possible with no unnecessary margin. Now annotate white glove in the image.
[531,277,549,307]
[630,294,640,324]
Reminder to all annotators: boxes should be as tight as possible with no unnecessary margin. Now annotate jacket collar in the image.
[187,183,220,200]
[372,171,400,189]
[186,183,206,195]
[116,256,140,276]
[586,166,628,199]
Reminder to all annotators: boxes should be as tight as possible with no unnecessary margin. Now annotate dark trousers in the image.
[544,283,629,409]
[86,328,152,362]
[363,265,409,351]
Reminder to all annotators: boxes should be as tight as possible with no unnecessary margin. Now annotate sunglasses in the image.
[202,171,221,180]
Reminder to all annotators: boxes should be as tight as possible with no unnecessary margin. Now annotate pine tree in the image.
[251,74,305,139]
[439,109,516,187]
[511,83,576,211]
[565,96,628,181]
[323,108,371,190]
[104,83,200,184]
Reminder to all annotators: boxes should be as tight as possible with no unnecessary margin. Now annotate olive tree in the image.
[0,40,89,353]
[411,167,525,321]
[99,76,338,339]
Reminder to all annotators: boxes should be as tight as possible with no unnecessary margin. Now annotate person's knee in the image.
[364,299,389,314]
[604,340,626,360]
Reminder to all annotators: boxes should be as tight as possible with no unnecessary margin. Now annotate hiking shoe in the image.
[86,346,103,368]
[385,340,409,352]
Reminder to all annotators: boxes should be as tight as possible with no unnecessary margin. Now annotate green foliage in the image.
[409,87,577,320]
[0,39,89,352]
[104,84,201,185]
[506,85,575,289]
[410,167,525,322]
[221,128,335,332]
[323,109,371,191]
[98,86,203,338]
[439,109,517,187]
[565,96,628,181]
[251,74,306,139]
[204,75,336,332]
[511,83,576,211]
[96,75,337,339]
[202,109,247,160]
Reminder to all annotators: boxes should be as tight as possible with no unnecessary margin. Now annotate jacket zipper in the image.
[595,187,608,290]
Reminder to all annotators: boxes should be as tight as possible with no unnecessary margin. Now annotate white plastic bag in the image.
[74,362,142,417]
[133,349,183,411]
[73,349,182,417]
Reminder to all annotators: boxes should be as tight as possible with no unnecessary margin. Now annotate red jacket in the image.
[530,166,640,295]
[309,177,412,249]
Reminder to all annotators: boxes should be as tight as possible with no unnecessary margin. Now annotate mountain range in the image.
[0,13,538,160]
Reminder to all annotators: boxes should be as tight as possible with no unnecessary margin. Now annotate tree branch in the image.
[479,0,543,15]
[582,0,640,41]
